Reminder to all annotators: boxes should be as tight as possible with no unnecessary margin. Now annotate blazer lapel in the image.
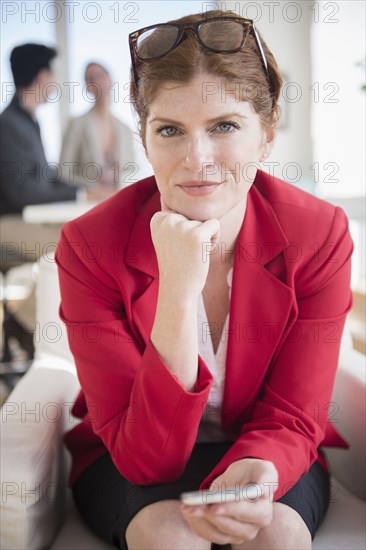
[222,183,296,433]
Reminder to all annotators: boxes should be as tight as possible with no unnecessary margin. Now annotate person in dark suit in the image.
[0,43,78,216]
[56,10,353,550]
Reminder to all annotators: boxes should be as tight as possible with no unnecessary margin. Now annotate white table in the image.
[22,200,98,224]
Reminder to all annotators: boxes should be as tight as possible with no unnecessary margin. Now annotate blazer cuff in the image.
[145,338,214,396]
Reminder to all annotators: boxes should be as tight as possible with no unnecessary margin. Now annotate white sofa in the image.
[1,256,365,550]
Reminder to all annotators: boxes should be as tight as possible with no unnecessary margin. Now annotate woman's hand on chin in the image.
[150,195,220,299]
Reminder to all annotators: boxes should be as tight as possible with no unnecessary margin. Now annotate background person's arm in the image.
[59,117,89,187]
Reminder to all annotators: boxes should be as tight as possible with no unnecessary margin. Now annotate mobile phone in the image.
[180,484,263,506]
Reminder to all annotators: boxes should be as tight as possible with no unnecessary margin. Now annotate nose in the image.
[181,133,216,175]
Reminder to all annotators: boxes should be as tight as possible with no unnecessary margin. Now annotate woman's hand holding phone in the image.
[180,458,278,545]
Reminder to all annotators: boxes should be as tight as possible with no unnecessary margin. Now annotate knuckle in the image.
[258,512,272,528]
[213,535,230,545]
[150,212,163,226]
[189,232,202,246]
[263,460,278,477]
[268,460,277,472]
[246,526,260,541]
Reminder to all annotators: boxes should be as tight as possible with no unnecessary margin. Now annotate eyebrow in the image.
[149,113,248,125]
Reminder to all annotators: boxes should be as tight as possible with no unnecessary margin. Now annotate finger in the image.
[252,464,278,501]
[180,504,207,517]
[185,515,249,546]
[207,499,272,528]
[199,218,221,243]
[150,210,167,230]
[203,510,259,541]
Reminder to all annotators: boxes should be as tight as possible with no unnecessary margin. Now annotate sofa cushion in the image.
[34,256,74,364]
[0,421,65,549]
[312,477,366,549]
[0,365,80,550]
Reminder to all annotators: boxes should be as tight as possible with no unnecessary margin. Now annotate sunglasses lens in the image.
[199,20,248,51]
[136,25,180,59]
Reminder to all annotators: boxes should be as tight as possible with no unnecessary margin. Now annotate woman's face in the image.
[85,64,112,99]
[145,72,276,222]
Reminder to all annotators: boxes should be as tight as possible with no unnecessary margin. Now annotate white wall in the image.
[311,0,365,199]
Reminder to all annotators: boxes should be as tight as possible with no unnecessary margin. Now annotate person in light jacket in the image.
[60,62,136,190]
[56,10,353,550]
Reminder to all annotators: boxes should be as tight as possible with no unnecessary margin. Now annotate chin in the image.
[178,204,222,222]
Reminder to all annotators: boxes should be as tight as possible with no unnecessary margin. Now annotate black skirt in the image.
[72,442,330,549]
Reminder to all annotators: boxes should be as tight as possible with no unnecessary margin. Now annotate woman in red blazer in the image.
[56,9,353,550]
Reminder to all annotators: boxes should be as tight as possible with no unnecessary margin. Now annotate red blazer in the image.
[56,170,353,499]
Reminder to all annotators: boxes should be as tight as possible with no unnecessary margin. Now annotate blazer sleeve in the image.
[199,206,354,499]
[55,220,213,485]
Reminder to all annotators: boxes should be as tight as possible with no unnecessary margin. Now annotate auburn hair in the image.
[129,10,283,149]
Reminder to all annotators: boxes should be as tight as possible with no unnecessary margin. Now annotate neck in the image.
[16,88,38,117]
[209,195,247,270]
[93,96,111,116]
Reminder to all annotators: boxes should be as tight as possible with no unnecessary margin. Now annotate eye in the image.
[155,125,179,137]
[214,121,240,133]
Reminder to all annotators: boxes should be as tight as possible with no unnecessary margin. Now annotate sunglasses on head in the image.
[129,16,275,103]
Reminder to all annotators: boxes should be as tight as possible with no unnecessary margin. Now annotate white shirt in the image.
[196,267,233,442]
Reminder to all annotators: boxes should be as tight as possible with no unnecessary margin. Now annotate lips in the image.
[178,181,223,196]
[178,181,221,187]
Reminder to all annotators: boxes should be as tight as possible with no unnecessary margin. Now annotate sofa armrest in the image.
[0,359,80,550]
[323,332,366,501]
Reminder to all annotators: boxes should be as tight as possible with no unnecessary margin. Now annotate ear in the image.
[259,127,277,162]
